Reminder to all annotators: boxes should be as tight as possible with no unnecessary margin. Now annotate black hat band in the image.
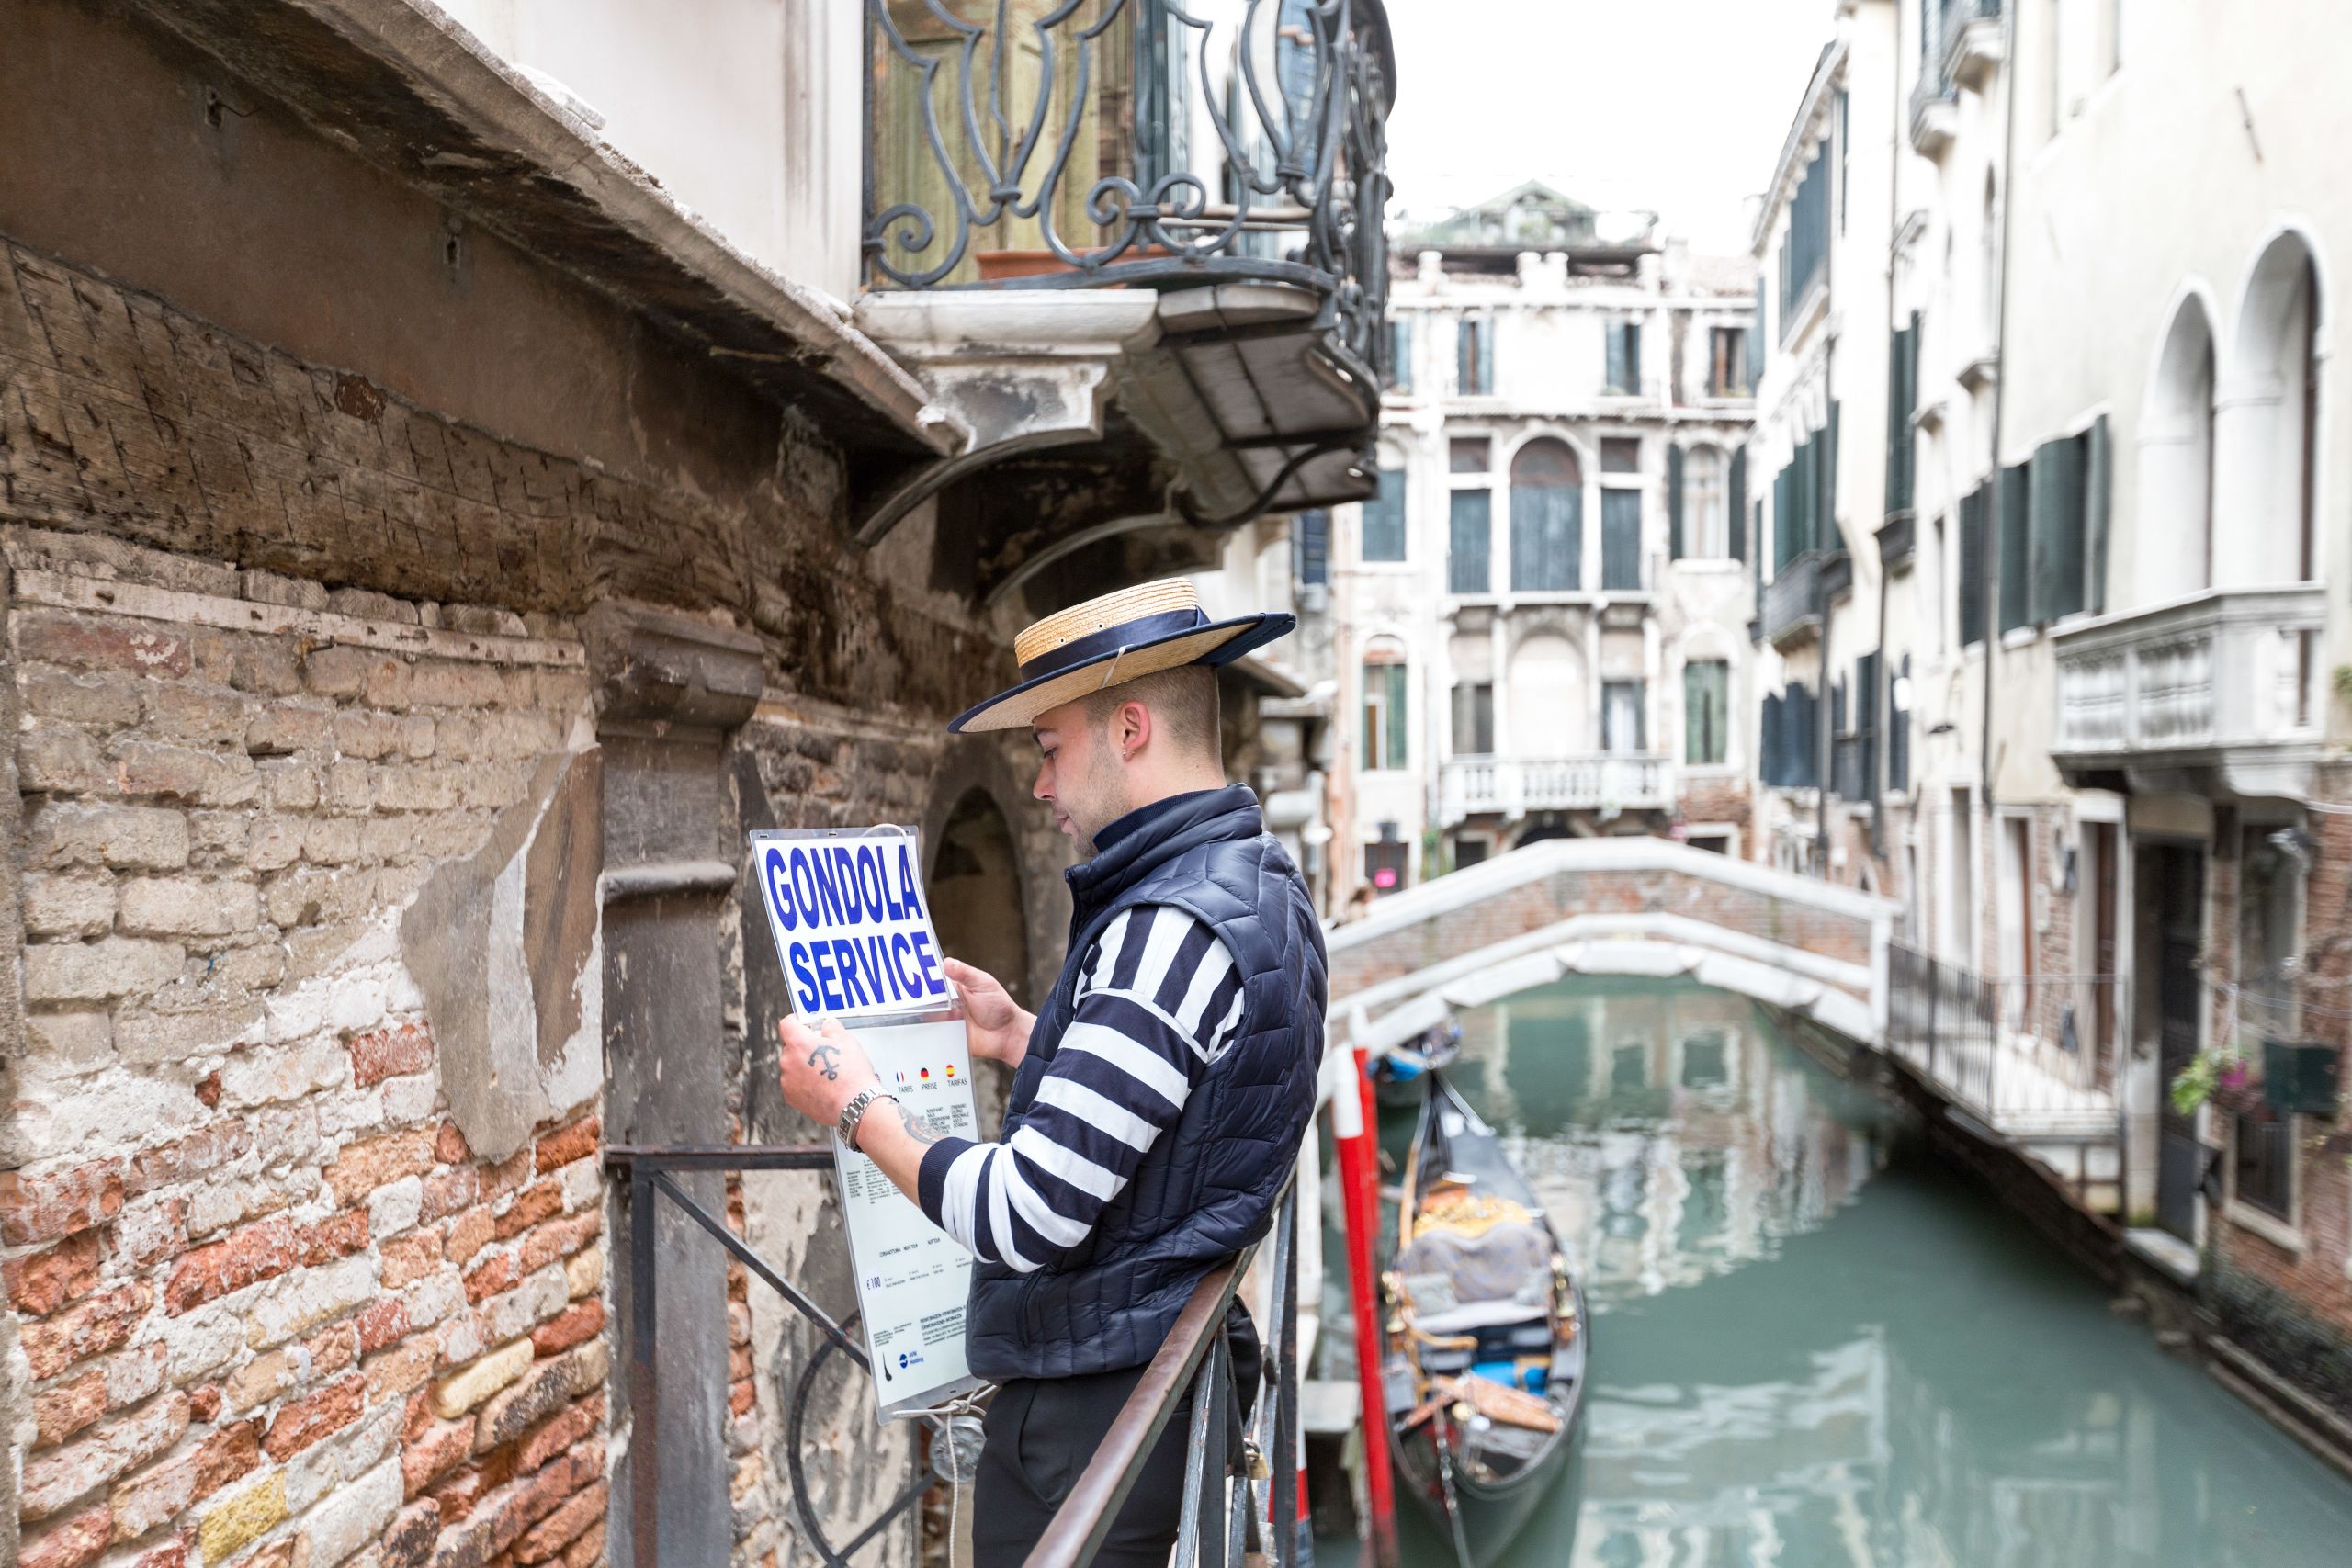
[1015,607,1211,683]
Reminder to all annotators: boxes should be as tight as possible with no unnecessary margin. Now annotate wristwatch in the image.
[837,1089,899,1154]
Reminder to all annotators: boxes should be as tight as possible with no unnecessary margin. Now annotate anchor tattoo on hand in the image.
[807,1042,842,1081]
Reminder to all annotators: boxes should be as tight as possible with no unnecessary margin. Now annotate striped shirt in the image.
[916,905,1246,1273]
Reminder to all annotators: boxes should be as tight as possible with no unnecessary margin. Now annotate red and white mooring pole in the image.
[1331,1041,1399,1568]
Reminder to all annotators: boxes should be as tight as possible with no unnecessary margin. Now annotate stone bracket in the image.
[582,603,763,733]
[849,291,1161,547]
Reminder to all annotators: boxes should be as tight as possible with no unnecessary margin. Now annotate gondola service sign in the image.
[750,827,984,1417]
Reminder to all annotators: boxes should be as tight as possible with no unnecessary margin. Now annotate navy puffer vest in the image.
[965,785,1327,1382]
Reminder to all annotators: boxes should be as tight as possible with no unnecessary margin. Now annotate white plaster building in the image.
[1749,0,2352,1396]
[1748,2,1901,886]
[1329,186,1759,900]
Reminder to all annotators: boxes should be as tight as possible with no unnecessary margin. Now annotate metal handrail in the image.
[1025,1179,1301,1568]
[610,1146,1302,1568]
[606,1143,942,1568]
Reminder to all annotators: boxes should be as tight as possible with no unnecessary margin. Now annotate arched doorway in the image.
[928,790,1032,1008]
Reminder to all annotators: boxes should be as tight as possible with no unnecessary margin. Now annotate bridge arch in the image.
[1327,839,1897,1051]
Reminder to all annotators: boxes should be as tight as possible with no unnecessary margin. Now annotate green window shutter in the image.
[1385,664,1409,771]
[1668,445,1687,558]
[1510,477,1581,592]
[1884,314,1919,515]
[1362,468,1408,561]
[1997,463,2031,633]
[1775,458,1800,570]
[1793,439,1815,561]
[2030,434,2087,624]
[1728,447,1748,561]
[1885,323,1910,516]
[1958,484,1988,647]
[1601,490,1643,591]
[1815,401,1834,543]
[1684,660,1729,765]
[2085,414,2111,615]
[1448,490,1492,593]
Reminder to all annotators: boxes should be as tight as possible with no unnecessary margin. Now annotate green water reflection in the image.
[1352,978,2352,1567]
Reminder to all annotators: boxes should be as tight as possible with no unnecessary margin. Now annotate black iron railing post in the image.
[607,1145,930,1568]
[628,1162,661,1568]
[1271,1193,1300,1566]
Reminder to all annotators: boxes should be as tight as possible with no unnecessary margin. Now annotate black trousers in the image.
[972,1303,1262,1568]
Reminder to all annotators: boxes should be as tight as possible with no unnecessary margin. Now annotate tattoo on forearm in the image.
[808,1043,841,1081]
[895,1102,938,1145]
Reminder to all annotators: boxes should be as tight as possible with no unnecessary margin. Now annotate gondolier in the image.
[775,578,1329,1567]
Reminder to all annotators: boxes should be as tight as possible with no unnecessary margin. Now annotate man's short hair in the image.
[1082,666,1221,760]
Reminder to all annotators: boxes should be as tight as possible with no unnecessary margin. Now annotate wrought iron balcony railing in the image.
[865,0,1395,375]
[1760,548,1839,649]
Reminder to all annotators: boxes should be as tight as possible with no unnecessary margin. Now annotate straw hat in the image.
[947,578,1295,733]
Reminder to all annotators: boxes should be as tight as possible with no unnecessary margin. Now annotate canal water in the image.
[1325,977,2352,1567]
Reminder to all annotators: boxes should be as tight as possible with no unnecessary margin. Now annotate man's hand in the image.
[944,957,1036,1069]
[776,1016,880,1131]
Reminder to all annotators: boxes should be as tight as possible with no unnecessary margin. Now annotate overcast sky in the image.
[1381,0,1838,254]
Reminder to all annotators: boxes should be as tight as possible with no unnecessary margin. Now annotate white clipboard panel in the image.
[828,1015,985,1418]
[748,827,985,1418]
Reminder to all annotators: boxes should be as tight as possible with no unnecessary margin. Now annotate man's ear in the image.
[1116,697,1152,761]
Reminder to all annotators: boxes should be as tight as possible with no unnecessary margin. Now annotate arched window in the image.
[2221,233,2322,585]
[1509,439,1582,591]
[2139,297,2215,602]
[1361,638,1409,772]
[1684,446,1728,558]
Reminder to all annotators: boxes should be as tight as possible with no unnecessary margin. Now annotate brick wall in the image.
[2,529,616,1568]
[2208,765,2352,1408]
[0,11,1089,1563]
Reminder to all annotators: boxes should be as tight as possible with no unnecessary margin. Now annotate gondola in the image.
[1377,1069,1588,1567]
[1368,1017,1464,1107]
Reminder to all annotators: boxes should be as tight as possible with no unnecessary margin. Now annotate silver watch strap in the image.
[840,1089,897,1153]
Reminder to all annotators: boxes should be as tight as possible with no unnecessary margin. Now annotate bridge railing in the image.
[1025,1179,1302,1568]
[1885,942,2127,1147]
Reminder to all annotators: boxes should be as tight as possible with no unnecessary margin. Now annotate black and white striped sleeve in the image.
[917,905,1245,1272]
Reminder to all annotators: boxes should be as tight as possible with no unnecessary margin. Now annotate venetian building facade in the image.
[1753,0,2352,1417]
[1329,184,1759,902]
[2000,0,2352,1378]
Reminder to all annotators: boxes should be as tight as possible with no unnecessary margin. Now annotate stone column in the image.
[585,604,764,1568]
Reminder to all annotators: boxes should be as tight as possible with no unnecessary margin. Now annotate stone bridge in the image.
[1326,840,1899,1052]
